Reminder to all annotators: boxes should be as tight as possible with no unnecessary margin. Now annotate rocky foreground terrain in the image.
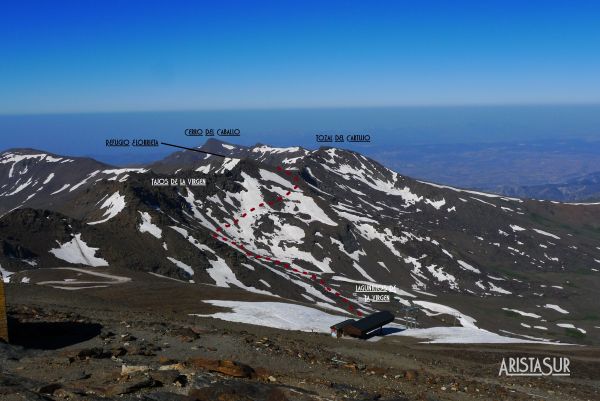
[1,278,599,401]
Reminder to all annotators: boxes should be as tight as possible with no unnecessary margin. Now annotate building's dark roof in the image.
[330,319,356,330]
[348,311,394,333]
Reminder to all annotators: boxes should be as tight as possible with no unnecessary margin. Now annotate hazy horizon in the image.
[2,104,600,192]
[2,104,600,164]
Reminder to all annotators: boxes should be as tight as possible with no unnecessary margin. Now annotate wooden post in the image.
[0,278,8,342]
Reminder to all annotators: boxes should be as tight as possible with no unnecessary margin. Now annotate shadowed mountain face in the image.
[1,139,600,344]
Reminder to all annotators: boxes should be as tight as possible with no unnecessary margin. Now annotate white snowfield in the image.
[197,158,241,174]
[192,300,349,332]
[49,234,108,267]
[395,326,556,344]
[544,304,569,314]
[251,145,303,154]
[532,228,561,240]
[488,282,512,295]
[102,168,147,177]
[167,257,194,276]
[193,170,338,277]
[502,308,541,319]
[205,255,275,296]
[0,152,72,178]
[0,263,14,283]
[138,211,162,238]
[259,169,294,189]
[195,164,212,174]
[43,173,55,184]
[50,183,70,195]
[4,177,33,196]
[88,191,126,225]
[556,323,586,333]
[216,158,240,173]
[414,300,477,328]
[425,198,446,210]
[457,260,480,274]
[70,170,100,192]
[194,300,563,344]
[322,161,423,207]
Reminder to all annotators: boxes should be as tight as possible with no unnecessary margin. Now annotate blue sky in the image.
[2,0,600,114]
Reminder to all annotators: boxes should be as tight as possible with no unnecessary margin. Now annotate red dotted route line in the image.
[209,165,363,317]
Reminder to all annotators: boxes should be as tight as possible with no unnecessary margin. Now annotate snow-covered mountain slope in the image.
[0,149,147,217]
[1,140,599,344]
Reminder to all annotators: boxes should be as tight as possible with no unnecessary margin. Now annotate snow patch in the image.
[50,184,70,195]
[397,327,553,344]
[544,304,569,314]
[426,265,458,289]
[166,257,194,276]
[425,198,446,210]
[457,260,480,274]
[42,173,55,184]
[414,301,476,328]
[206,255,274,296]
[532,228,561,240]
[138,211,162,238]
[556,323,586,333]
[49,234,108,266]
[0,264,14,283]
[193,300,348,332]
[5,177,33,195]
[88,191,126,225]
[252,145,302,154]
[215,158,240,173]
[70,170,100,192]
[502,308,541,319]
[488,282,511,295]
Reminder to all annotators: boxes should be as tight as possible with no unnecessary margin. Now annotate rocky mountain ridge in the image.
[1,139,599,344]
